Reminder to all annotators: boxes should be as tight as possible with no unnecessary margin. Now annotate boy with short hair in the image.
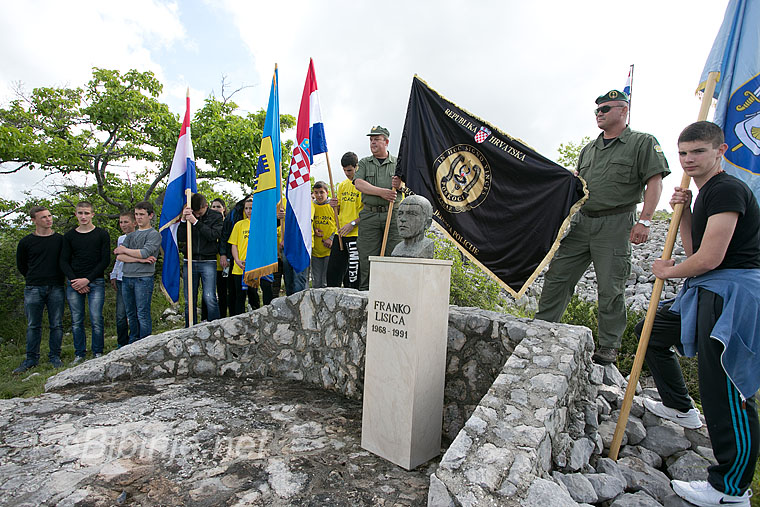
[110,211,136,348]
[60,201,110,364]
[636,121,759,506]
[14,206,65,373]
[311,181,336,289]
[114,201,161,343]
[327,152,363,288]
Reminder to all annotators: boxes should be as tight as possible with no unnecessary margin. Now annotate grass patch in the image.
[0,279,182,399]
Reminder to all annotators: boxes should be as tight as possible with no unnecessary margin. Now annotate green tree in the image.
[556,136,591,169]
[0,68,296,217]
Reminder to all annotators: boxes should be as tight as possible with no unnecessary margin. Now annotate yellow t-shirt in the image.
[336,179,363,238]
[312,201,336,258]
[228,218,250,275]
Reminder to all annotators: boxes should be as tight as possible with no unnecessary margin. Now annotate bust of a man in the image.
[391,195,435,259]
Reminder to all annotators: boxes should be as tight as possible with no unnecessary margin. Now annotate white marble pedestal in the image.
[361,256,452,470]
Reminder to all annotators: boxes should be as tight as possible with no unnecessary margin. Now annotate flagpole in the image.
[324,153,344,250]
[628,64,634,125]
[185,188,195,327]
[380,204,394,256]
[609,70,719,460]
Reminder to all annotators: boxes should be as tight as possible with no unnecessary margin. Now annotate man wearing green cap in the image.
[536,90,670,365]
[354,126,402,290]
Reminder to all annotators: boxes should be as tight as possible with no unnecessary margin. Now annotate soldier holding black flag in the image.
[536,90,670,366]
[354,125,402,290]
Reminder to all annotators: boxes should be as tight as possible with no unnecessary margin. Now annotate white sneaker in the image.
[644,398,702,429]
[672,480,751,507]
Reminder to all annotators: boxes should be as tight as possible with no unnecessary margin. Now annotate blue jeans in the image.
[24,285,65,363]
[182,260,219,325]
[114,280,129,347]
[122,276,154,343]
[66,278,105,357]
[283,256,308,296]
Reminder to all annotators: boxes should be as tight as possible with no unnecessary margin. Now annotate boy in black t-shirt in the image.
[60,201,110,364]
[14,206,65,373]
[634,122,758,507]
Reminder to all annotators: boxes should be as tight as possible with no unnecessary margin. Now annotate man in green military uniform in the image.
[536,90,670,365]
[354,125,402,290]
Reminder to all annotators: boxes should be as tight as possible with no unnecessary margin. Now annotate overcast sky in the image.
[0,0,729,209]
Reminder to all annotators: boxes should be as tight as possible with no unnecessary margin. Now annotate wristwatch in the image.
[637,219,651,227]
[350,220,356,226]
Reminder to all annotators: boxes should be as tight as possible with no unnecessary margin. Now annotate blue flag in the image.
[244,66,281,287]
[698,0,760,200]
[159,95,197,302]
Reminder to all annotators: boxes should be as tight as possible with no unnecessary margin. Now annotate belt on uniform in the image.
[579,204,636,218]
[365,204,395,213]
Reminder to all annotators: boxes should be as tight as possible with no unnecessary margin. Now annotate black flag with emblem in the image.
[396,76,587,298]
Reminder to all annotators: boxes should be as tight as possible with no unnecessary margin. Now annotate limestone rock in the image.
[610,490,662,507]
[585,472,625,502]
[522,478,578,507]
[639,422,691,459]
[617,456,673,503]
[553,472,598,504]
[665,450,710,482]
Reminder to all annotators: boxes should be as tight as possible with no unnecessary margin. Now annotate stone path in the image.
[0,377,436,506]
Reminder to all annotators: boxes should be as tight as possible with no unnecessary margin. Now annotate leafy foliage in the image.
[556,136,592,169]
[0,68,296,219]
[432,232,507,311]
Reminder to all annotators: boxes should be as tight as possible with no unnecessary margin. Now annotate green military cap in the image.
[595,90,629,104]
[367,125,390,137]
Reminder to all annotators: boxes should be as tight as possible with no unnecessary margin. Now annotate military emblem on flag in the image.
[474,126,491,144]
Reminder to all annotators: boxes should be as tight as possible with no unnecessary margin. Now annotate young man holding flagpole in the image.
[635,121,758,507]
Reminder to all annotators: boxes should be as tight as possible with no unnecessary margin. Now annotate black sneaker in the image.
[13,360,37,374]
[50,356,64,368]
[592,347,618,365]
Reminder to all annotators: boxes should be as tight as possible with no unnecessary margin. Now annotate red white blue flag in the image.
[158,95,197,302]
[284,59,328,272]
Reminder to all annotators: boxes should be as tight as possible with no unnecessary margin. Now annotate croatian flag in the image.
[284,59,328,271]
[623,64,633,98]
[159,95,197,302]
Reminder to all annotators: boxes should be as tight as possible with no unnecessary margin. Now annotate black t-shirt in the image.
[60,227,111,280]
[691,172,760,269]
[16,233,65,286]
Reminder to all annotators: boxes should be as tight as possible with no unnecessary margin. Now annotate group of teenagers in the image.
[12,125,400,372]
[12,111,759,504]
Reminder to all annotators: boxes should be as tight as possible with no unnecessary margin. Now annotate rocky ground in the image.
[0,377,435,506]
[537,362,714,507]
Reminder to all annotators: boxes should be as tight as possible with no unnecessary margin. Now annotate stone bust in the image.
[391,195,435,259]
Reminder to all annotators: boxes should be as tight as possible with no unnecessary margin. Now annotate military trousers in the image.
[535,210,634,348]
[356,207,401,291]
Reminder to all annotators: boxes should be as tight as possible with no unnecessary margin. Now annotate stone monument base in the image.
[361,256,452,470]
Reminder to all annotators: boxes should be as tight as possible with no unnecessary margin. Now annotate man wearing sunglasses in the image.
[536,89,670,366]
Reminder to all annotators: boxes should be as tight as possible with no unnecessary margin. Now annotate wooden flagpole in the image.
[609,71,719,460]
[325,153,343,250]
[185,188,195,327]
[380,203,394,256]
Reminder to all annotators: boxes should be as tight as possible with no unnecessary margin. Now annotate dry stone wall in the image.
[46,289,529,440]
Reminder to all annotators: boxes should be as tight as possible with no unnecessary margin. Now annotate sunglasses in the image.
[594,105,626,115]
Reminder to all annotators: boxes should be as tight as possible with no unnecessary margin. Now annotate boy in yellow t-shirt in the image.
[227,198,262,315]
[311,181,336,288]
[327,152,363,288]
